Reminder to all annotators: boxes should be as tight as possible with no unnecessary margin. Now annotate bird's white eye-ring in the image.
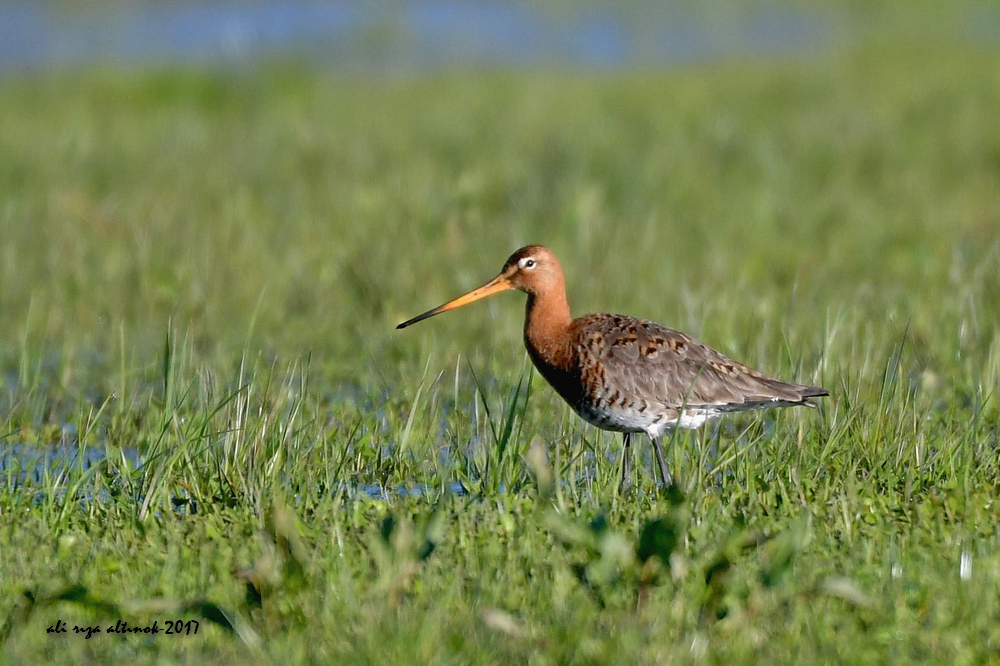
[519,257,537,270]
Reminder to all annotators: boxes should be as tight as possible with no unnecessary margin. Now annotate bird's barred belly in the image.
[573,399,717,438]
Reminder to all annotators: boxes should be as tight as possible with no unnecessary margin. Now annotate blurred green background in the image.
[2,3,997,387]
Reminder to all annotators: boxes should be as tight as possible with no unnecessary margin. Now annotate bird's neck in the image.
[523,289,573,371]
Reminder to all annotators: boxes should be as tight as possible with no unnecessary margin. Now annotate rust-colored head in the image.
[396,244,564,329]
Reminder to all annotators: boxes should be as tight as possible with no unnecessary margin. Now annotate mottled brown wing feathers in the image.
[571,313,826,412]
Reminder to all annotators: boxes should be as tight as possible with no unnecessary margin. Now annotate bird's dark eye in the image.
[520,257,536,270]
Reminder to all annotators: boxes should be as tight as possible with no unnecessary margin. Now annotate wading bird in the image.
[397,245,827,491]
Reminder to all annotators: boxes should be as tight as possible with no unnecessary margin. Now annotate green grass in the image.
[2,22,1000,665]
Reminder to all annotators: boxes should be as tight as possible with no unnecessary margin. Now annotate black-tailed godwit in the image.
[397,245,827,490]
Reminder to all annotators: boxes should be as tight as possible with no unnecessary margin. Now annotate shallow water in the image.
[0,405,776,509]
[0,442,142,485]
[0,440,471,506]
[0,1,834,73]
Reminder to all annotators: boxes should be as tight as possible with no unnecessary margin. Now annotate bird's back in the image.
[555,313,826,436]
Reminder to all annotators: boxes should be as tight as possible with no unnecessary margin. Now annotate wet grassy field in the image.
[2,26,1000,664]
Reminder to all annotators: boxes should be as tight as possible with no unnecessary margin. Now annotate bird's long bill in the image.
[396,274,512,329]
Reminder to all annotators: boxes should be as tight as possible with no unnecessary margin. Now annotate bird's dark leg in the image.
[650,435,674,488]
[619,432,633,494]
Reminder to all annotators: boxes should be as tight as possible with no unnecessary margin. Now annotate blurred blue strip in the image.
[0,1,836,73]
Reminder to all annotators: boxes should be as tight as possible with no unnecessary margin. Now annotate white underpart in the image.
[578,390,807,440]
[577,400,725,439]
[645,408,719,439]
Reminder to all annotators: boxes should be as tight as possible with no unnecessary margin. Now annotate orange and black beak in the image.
[396,273,513,329]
